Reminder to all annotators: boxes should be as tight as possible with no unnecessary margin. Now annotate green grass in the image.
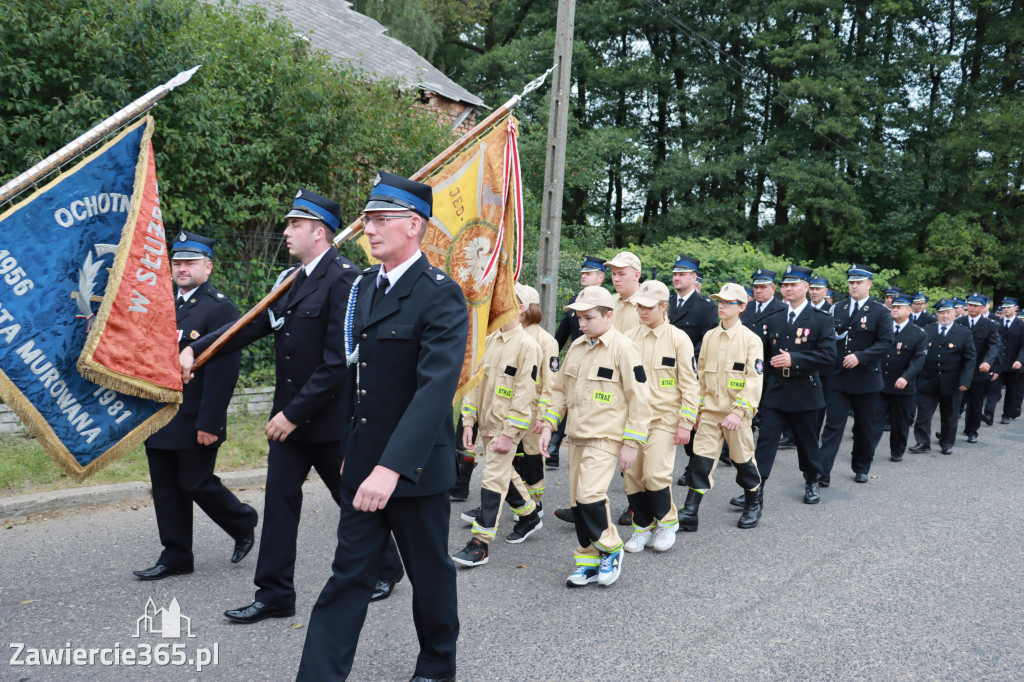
[0,412,271,496]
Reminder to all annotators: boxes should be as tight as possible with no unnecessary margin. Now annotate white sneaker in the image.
[623,529,653,553]
[597,548,623,586]
[652,525,677,551]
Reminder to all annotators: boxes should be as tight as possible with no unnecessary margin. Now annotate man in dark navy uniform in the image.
[957,292,1002,442]
[819,264,894,485]
[737,265,835,507]
[297,172,467,682]
[882,285,901,309]
[740,268,785,331]
[135,231,257,581]
[882,294,928,462]
[987,298,1024,423]
[808,275,830,311]
[182,189,401,623]
[668,254,718,358]
[910,299,976,454]
[910,292,935,327]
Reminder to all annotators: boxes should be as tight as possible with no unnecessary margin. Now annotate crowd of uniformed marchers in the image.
[450,252,1023,588]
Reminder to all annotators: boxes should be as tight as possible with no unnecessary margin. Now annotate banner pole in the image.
[193,69,553,371]
[0,65,202,207]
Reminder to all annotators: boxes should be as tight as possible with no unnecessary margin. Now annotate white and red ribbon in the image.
[481,117,525,283]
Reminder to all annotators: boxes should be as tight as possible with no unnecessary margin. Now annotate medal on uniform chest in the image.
[897,341,902,355]
[860,315,867,329]
[949,343,955,348]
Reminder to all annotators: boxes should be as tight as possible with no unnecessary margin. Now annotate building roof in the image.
[246,0,484,107]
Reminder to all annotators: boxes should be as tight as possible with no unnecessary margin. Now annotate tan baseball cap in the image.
[514,282,540,306]
[606,251,641,272]
[631,280,670,307]
[565,286,615,311]
[711,282,748,303]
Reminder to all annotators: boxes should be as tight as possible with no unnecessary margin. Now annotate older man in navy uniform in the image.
[819,264,894,485]
[957,293,1002,442]
[182,189,402,623]
[910,299,976,454]
[882,294,928,462]
[135,231,257,581]
[741,268,785,330]
[297,172,467,682]
[736,265,835,506]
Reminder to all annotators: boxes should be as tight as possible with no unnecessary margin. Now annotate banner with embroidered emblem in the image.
[0,116,180,481]
[358,114,524,402]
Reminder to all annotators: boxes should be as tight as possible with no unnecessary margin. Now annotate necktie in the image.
[176,296,186,309]
[894,324,899,336]
[940,326,947,336]
[285,268,307,308]
[372,275,389,310]
[850,301,858,319]
[757,304,763,315]
[788,311,796,327]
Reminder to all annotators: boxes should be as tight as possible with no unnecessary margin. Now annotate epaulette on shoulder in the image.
[812,306,830,315]
[423,265,452,286]
[328,253,354,270]
[765,307,786,317]
[206,287,229,302]
[362,264,381,276]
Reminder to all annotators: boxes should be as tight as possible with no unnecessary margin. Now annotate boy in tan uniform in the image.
[539,286,652,587]
[684,283,764,530]
[623,280,700,552]
[607,251,643,333]
[515,283,558,508]
[453,293,543,567]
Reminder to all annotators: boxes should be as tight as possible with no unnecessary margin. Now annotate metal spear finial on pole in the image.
[0,65,202,207]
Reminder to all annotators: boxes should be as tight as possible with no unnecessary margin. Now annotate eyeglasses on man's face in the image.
[360,214,414,228]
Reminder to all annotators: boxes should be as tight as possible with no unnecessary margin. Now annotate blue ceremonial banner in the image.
[0,118,179,480]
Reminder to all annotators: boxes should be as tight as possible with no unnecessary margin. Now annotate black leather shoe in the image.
[890,455,903,462]
[133,564,193,581]
[778,437,796,449]
[818,475,830,488]
[940,445,953,455]
[371,565,405,602]
[803,481,820,505]
[545,453,559,469]
[966,433,978,443]
[982,414,993,426]
[554,507,576,523]
[854,472,868,483]
[224,601,294,623]
[409,674,455,682]
[1001,416,1011,425]
[676,474,689,486]
[231,531,255,564]
[908,443,931,453]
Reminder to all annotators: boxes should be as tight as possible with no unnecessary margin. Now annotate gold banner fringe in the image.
[76,115,181,404]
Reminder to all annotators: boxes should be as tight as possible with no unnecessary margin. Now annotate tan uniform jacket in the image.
[697,322,764,423]
[524,323,559,416]
[461,325,541,440]
[544,328,652,445]
[612,292,641,333]
[626,320,700,431]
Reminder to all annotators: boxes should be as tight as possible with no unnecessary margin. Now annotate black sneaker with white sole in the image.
[505,512,542,544]
[460,507,480,526]
[452,538,489,566]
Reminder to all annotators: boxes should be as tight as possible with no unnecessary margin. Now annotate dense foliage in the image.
[1,0,453,383]
[366,0,1024,299]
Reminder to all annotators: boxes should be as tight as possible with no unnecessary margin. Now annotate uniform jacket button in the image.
[361,333,368,340]
[360,362,367,368]
[391,330,396,336]
[360,417,367,424]
[414,467,423,474]
[360,389,367,396]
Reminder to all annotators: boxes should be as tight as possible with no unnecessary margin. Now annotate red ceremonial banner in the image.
[78,117,182,402]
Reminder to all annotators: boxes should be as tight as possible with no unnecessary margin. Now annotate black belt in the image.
[778,368,814,379]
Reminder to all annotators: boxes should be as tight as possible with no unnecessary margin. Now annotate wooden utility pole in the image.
[537,0,576,334]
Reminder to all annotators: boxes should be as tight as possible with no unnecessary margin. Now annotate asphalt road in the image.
[2,417,1023,681]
